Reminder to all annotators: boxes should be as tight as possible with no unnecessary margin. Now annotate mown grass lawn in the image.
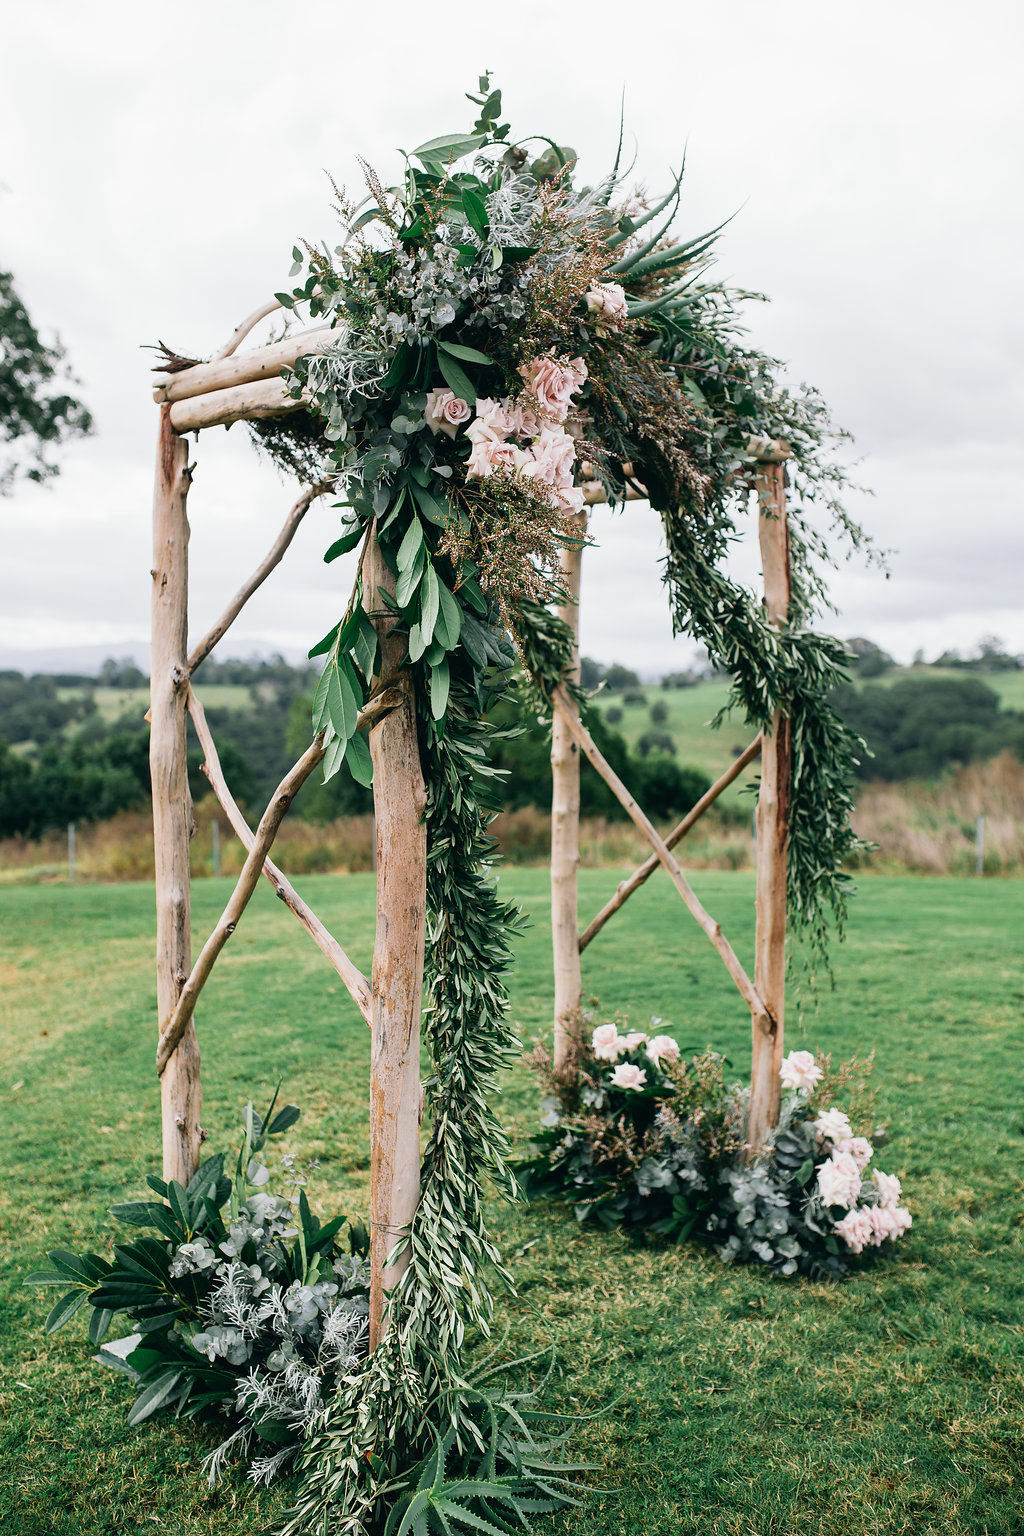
[2,869,1022,1536]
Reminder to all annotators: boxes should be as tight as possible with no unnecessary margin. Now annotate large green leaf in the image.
[411,133,486,167]
[345,732,374,788]
[436,349,476,407]
[434,578,462,651]
[396,515,425,573]
[421,562,440,644]
[45,1290,87,1333]
[437,339,492,366]
[430,659,450,721]
[127,1368,184,1426]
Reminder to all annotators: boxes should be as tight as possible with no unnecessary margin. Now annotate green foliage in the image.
[831,673,1024,781]
[0,270,93,493]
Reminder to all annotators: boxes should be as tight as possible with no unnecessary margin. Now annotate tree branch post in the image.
[551,510,588,1073]
[748,457,793,1155]
[362,531,427,1350]
[150,405,201,1185]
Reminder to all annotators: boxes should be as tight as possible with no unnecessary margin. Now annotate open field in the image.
[2,870,1023,1535]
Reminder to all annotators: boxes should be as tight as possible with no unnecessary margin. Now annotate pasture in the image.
[2,869,1022,1535]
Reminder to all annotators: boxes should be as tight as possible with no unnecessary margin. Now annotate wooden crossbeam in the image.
[578,732,763,952]
[186,688,378,1027]
[154,326,334,404]
[168,376,306,433]
[552,687,772,1034]
[188,479,334,674]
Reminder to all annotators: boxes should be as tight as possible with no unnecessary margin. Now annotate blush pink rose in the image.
[816,1151,861,1209]
[620,1030,648,1051]
[518,353,587,422]
[836,1136,874,1170]
[813,1107,853,1145]
[610,1062,647,1091]
[585,281,628,323]
[424,388,472,438]
[522,425,578,488]
[646,1035,680,1066]
[592,1023,623,1062]
[553,484,587,515]
[779,1050,823,1092]
[872,1170,902,1209]
[834,1207,873,1254]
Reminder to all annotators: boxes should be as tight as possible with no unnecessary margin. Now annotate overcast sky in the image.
[2,0,1021,677]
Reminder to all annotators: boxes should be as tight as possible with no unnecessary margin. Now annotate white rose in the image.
[610,1062,647,1091]
[836,1136,873,1170]
[585,281,628,323]
[620,1030,648,1051]
[646,1035,680,1065]
[813,1107,853,1145]
[872,1169,902,1209]
[779,1050,823,1092]
[591,1023,623,1062]
[816,1151,861,1209]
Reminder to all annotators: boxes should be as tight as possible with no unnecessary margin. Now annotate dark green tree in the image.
[0,269,93,493]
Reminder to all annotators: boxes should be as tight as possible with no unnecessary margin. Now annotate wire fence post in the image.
[976,814,985,877]
[67,822,75,884]
[211,819,221,879]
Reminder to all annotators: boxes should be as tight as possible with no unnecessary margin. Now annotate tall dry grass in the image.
[1,755,1021,885]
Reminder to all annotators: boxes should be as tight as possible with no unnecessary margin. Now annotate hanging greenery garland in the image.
[258,76,875,1531]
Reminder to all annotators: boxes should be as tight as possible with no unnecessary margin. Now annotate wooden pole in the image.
[578,733,763,952]
[748,460,792,1155]
[150,405,201,1186]
[551,510,588,1073]
[362,530,427,1349]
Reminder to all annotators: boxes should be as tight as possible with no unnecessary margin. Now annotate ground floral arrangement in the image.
[522,1026,911,1281]
[26,1097,373,1486]
[28,77,877,1535]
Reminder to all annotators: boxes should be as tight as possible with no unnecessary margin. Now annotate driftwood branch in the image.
[157,685,402,1074]
[185,689,377,1026]
[156,730,331,1074]
[168,377,306,433]
[211,298,283,362]
[578,732,763,952]
[155,327,335,404]
[552,688,771,1031]
[188,480,335,675]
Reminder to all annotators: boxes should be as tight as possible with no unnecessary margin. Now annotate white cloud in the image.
[1,0,1021,673]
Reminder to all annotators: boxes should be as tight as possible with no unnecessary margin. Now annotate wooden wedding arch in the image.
[147,303,792,1339]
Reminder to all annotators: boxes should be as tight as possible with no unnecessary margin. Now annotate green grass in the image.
[2,871,1023,1535]
[56,684,258,725]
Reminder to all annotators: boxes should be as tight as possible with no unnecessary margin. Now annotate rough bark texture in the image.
[362,533,427,1350]
[748,461,792,1155]
[551,511,588,1071]
[150,407,201,1185]
[168,377,305,433]
[154,326,333,403]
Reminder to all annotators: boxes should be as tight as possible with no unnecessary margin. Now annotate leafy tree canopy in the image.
[0,269,93,493]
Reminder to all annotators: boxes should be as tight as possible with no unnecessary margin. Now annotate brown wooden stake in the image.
[578,733,763,952]
[150,406,201,1185]
[553,688,771,1033]
[362,530,427,1350]
[550,510,588,1072]
[748,460,793,1155]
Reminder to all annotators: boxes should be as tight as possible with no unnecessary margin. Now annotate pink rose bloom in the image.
[816,1151,861,1209]
[585,281,628,323]
[503,400,541,438]
[620,1030,648,1051]
[592,1023,622,1062]
[813,1107,853,1145]
[836,1136,874,1170]
[834,1207,873,1254]
[889,1205,913,1237]
[465,434,528,480]
[646,1035,680,1066]
[522,425,578,489]
[553,484,587,516]
[610,1062,647,1091]
[518,353,587,422]
[872,1169,902,1209]
[424,388,472,438]
[780,1050,823,1092]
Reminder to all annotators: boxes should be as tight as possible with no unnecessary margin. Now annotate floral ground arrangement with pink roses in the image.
[522,1022,911,1281]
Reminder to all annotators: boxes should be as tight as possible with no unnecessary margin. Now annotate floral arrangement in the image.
[523,1021,911,1281]
[25,1095,370,1486]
